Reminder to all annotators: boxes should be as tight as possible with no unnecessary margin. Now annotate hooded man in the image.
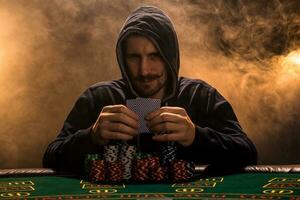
[43,6,257,175]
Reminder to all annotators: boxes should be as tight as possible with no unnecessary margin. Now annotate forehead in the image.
[124,34,158,53]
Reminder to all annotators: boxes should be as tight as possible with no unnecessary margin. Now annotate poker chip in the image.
[170,160,195,181]
[159,142,177,166]
[120,144,136,180]
[186,161,195,178]
[84,154,100,177]
[104,145,120,163]
[106,161,123,182]
[132,153,150,181]
[89,159,105,182]
[148,156,160,171]
[151,165,168,181]
[147,156,167,181]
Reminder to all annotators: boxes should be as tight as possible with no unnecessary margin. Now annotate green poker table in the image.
[0,165,299,200]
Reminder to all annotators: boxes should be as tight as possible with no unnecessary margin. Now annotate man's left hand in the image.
[145,106,195,147]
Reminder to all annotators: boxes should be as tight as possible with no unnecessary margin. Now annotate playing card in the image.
[126,98,161,133]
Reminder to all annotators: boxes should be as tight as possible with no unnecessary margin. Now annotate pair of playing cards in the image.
[126,98,161,133]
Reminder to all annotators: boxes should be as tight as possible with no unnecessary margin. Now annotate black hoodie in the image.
[43,6,257,175]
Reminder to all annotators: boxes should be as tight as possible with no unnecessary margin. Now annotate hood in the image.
[116,5,180,102]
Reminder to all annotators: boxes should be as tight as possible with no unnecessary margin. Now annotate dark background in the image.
[0,0,299,168]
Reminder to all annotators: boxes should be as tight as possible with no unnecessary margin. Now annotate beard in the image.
[131,73,167,98]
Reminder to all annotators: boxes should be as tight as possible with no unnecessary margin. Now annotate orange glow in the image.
[276,50,300,88]
[0,10,13,74]
[0,49,3,67]
[286,51,300,66]
[281,50,300,74]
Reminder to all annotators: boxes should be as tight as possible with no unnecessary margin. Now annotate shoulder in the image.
[178,77,217,95]
[178,77,226,108]
[80,79,127,105]
[83,79,126,97]
[177,77,232,116]
[88,79,126,92]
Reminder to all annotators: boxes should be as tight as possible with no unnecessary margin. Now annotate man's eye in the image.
[149,53,161,60]
[127,55,139,60]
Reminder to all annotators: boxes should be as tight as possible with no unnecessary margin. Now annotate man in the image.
[43,6,257,175]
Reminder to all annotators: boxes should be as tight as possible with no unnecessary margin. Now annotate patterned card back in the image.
[126,98,161,133]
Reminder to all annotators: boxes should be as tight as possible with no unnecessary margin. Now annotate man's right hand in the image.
[90,105,139,146]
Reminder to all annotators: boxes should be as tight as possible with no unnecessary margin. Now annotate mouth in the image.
[137,75,161,84]
[139,79,155,83]
[136,77,157,84]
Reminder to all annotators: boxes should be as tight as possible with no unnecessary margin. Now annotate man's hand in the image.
[91,105,139,146]
[145,106,195,147]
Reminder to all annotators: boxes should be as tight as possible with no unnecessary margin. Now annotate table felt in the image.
[0,172,299,199]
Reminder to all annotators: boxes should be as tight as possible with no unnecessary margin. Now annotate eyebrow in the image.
[148,52,161,56]
[125,51,160,56]
[125,52,140,57]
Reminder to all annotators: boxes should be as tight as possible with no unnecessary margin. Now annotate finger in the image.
[149,121,182,134]
[101,112,138,129]
[152,132,183,142]
[101,130,134,141]
[145,106,186,121]
[103,105,139,121]
[147,112,184,128]
[106,122,138,136]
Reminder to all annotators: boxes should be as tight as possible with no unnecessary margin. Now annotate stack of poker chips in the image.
[85,144,136,183]
[85,154,105,182]
[86,143,195,183]
[164,142,195,181]
[104,145,123,182]
[159,142,177,166]
[149,156,168,181]
[120,144,136,180]
[170,159,195,181]
[132,153,168,181]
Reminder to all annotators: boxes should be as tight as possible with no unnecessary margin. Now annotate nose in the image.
[138,58,151,76]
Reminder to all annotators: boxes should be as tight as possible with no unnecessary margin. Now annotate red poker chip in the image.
[148,156,160,170]
[106,161,123,182]
[89,159,105,182]
[132,158,150,181]
[151,166,167,181]
[170,160,191,181]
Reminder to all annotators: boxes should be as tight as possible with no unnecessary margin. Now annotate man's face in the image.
[124,35,168,99]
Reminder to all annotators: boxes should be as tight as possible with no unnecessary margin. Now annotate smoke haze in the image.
[0,0,299,168]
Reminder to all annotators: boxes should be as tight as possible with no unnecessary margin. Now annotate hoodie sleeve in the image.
[43,88,101,175]
[180,86,257,167]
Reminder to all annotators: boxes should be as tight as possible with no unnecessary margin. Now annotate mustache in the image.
[135,74,163,81]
